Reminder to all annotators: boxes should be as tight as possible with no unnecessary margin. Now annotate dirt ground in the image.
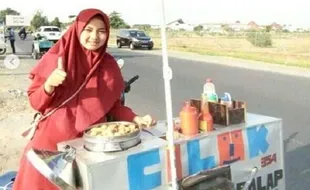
[0,55,36,174]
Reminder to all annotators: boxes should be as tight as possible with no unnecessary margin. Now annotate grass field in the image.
[109,29,310,68]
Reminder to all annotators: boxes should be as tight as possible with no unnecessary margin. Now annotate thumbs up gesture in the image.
[45,57,67,90]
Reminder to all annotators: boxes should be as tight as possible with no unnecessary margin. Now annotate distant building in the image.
[166,19,194,31]
[148,19,307,33]
[270,22,282,30]
[227,21,249,31]
[68,15,76,23]
[200,23,225,33]
[150,25,160,29]
[247,21,260,30]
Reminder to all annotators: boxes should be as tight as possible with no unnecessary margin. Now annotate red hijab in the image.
[29,9,124,133]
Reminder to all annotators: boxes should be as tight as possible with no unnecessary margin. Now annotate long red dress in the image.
[12,9,136,190]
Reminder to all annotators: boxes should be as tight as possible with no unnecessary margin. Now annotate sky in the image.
[2,0,310,28]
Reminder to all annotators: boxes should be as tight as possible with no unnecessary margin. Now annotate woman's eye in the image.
[99,30,106,34]
[85,29,92,32]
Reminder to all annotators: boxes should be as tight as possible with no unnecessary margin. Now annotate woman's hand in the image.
[44,57,67,94]
[133,114,156,128]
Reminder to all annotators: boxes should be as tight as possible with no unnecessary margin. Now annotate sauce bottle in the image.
[199,96,214,132]
[220,92,233,108]
[180,101,199,136]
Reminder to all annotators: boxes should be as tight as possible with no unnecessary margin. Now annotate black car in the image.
[116,29,153,50]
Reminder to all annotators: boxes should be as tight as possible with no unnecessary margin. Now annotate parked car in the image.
[34,26,62,44]
[116,29,153,50]
[0,26,6,55]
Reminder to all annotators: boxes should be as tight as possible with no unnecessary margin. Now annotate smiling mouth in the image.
[88,42,99,46]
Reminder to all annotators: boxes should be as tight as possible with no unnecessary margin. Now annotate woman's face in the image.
[80,17,107,51]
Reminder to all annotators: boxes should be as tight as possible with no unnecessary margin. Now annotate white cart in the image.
[56,113,285,190]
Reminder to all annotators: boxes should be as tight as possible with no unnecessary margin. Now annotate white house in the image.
[150,25,160,29]
[228,22,249,31]
[200,23,225,34]
[166,19,194,31]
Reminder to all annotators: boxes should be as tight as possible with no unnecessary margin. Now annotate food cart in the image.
[0,110,286,190]
[50,112,285,190]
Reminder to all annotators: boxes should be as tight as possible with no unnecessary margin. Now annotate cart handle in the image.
[242,167,259,190]
[3,181,14,190]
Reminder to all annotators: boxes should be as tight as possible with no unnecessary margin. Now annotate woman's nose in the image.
[90,31,98,39]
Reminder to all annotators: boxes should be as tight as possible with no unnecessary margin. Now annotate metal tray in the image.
[84,135,141,152]
[83,121,142,152]
[83,121,140,141]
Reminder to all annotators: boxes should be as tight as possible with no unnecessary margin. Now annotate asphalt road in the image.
[13,35,310,190]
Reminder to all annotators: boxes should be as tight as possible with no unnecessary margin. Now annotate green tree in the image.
[109,11,129,29]
[194,25,203,32]
[222,24,233,32]
[0,8,20,24]
[246,31,273,47]
[30,10,49,30]
[50,17,62,28]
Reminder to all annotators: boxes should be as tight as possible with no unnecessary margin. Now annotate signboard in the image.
[126,121,285,190]
[5,15,30,26]
[230,122,285,190]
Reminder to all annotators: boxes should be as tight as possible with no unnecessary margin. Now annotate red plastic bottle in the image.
[200,96,214,132]
[199,109,213,132]
[180,101,199,136]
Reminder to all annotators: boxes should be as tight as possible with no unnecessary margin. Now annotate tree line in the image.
[0,8,130,30]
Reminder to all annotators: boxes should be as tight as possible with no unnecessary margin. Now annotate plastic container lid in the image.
[222,92,232,102]
[182,102,198,113]
[206,78,213,83]
[183,101,192,110]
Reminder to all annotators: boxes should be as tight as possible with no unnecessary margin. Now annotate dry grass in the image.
[108,29,310,68]
[0,68,35,173]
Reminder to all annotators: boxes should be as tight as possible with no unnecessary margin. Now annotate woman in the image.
[13,8,155,190]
